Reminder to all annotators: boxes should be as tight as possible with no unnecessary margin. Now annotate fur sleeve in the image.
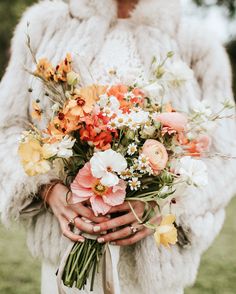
[0,0,67,226]
[134,24,236,294]
[175,23,236,252]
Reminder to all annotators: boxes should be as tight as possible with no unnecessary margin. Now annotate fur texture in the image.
[0,0,236,293]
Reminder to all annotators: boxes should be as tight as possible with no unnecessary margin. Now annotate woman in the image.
[0,0,236,293]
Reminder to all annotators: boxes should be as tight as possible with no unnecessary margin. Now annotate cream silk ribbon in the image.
[57,242,121,294]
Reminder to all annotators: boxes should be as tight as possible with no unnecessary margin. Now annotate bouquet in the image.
[18,49,234,291]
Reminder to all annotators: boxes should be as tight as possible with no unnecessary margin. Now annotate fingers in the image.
[111,228,153,246]
[59,216,85,243]
[63,208,97,235]
[93,212,137,233]
[70,203,109,223]
[74,217,95,234]
[108,202,131,213]
[97,224,143,243]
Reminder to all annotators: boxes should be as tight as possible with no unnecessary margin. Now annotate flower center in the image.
[58,112,65,120]
[92,180,108,196]
[107,166,112,172]
[77,97,86,106]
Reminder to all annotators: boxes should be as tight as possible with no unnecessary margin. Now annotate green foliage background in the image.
[0,1,235,293]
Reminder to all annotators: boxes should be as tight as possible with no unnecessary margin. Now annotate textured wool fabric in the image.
[0,0,236,293]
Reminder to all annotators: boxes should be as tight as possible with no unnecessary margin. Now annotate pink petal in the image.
[155,112,187,132]
[70,193,90,204]
[71,182,94,198]
[103,180,126,207]
[90,195,111,216]
[74,162,95,189]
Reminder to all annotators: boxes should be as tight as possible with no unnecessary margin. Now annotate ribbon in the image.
[57,242,120,294]
[102,245,121,294]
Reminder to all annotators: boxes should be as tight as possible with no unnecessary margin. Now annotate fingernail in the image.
[97,238,104,243]
[93,226,100,232]
[110,242,116,245]
[78,238,85,243]
[107,214,111,219]
[101,231,107,235]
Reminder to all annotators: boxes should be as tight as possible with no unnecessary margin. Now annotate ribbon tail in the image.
[102,244,121,294]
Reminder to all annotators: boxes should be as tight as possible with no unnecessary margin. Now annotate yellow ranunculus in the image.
[18,138,51,176]
[154,214,178,248]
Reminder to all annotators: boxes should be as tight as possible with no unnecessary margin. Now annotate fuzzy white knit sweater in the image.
[0,1,236,293]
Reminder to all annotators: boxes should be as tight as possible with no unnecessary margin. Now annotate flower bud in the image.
[67,71,80,86]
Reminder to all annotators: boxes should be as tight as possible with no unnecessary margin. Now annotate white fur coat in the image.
[0,0,236,293]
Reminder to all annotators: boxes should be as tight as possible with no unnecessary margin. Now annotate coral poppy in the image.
[71,163,127,216]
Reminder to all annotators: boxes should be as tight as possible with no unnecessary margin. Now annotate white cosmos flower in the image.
[143,82,163,101]
[90,149,127,187]
[193,100,213,117]
[175,156,208,187]
[165,61,194,87]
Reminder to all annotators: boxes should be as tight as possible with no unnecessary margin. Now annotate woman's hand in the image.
[42,183,109,243]
[93,201,158,246]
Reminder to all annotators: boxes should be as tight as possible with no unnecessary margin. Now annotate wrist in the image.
[40,180,64,205]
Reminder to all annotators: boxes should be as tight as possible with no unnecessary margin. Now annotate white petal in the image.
[101,172,119,187]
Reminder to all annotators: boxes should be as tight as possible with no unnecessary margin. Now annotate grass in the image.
[0,198,236,294]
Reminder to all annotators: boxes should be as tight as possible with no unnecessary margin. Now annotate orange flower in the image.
[31,101,43,121]
[184,135,211,157]
[79,112,117,150]
[108,84,144,112]
[54,53,72,82]
[65,85,107,117]
[35,58,55,80]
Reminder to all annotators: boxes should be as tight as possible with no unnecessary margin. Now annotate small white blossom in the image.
[143,82,163,101]
[43,135,76,159]
[129,177,141,191]
[127,143,138,155]
[193,101,213,117]
[174,156,208,187]
[165,61,194,87]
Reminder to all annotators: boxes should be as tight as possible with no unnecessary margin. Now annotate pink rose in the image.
[142,139,168,174]
[155,112,187,132]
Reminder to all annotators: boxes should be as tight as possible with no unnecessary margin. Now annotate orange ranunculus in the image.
[142,139,168,175]
[35,58,55,80]
[65,85,107,117]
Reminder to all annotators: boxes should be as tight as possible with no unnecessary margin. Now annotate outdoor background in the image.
[0,0,235,293]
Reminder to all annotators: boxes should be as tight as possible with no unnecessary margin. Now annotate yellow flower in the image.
[154,214,178,248]
[18,138,51,176]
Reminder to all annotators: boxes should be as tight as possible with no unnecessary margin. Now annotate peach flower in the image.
[142,139,168,174]
[71,163,126,216]
[155,112,187,132]
[185,135,212,157]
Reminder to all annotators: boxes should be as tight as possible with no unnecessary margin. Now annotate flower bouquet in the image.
[18,50,234,291]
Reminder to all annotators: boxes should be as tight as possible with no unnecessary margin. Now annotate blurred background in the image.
[0,0,235,293]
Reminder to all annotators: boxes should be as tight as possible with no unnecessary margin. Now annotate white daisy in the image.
[128,177,141,191]
[127,143,138,156]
